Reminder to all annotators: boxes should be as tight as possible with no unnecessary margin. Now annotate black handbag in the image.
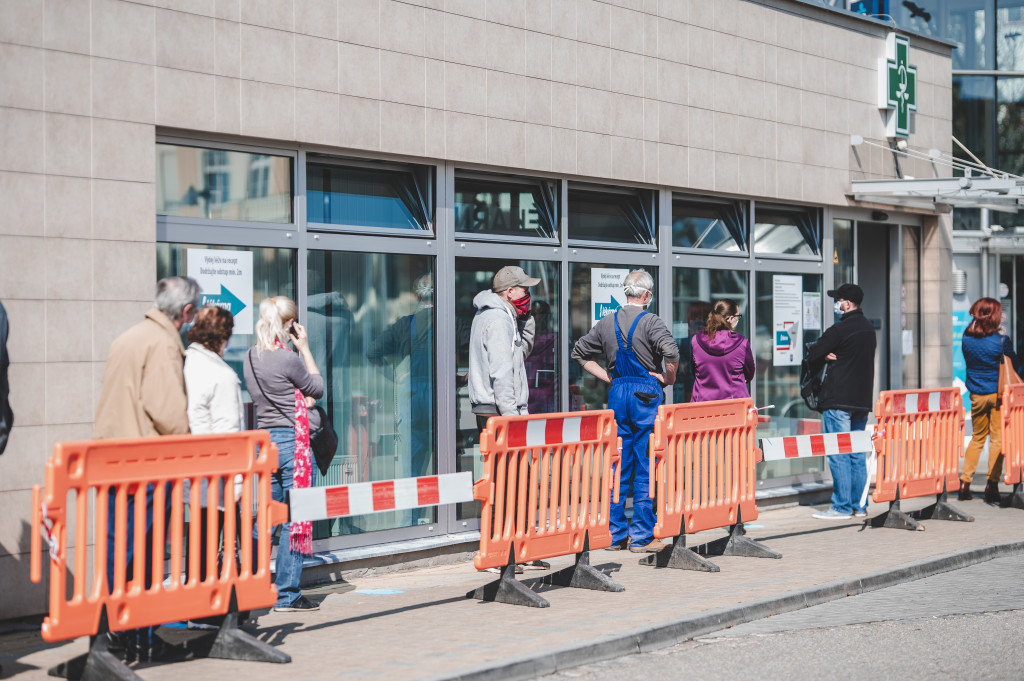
[247,349,338,476]
[799,348,829,413]
[308,405,338,476]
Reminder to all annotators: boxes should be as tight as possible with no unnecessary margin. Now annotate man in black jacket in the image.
[806,284,877,519]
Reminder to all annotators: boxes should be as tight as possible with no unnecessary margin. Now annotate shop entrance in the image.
[857,223,890,396]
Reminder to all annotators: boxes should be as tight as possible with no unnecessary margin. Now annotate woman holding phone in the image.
[243,296,323,612]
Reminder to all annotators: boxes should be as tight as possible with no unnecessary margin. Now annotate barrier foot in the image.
[542,536,625,593]
[699,521,782,560]
[911,488,974,523]
[208,592,291,664]
[467,551,550,608]
[1000,483,1024,510]
[638,531,720,572]
[869,499,924,531]
[49,613,143,681]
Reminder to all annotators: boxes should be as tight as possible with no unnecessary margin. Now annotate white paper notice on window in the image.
[773,275,803,367]
[902,329,914,355]
[187,248,254,334]
[802,292,821,332]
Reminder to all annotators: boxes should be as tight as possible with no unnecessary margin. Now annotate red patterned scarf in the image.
[276,339,313,555]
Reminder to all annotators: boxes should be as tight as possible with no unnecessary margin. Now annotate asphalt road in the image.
[539,554,1024,681]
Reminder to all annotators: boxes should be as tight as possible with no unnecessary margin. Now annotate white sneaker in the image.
[812,508,850,520]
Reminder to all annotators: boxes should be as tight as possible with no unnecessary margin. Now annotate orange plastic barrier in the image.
[1000,383,1024,509]
[870,388,971,529]
[468,411,623,607]
[643,397,778,571]
[31,431,288,643]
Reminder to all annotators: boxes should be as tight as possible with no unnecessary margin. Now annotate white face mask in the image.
[834,301,844,316]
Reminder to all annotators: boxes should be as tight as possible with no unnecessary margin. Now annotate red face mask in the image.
[511,291,531,318]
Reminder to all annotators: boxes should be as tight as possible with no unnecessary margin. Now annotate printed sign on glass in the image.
[186,248,254,334]
[773,275,803,367]
[590,268,629,327]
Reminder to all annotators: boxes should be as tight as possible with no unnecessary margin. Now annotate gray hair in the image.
[623,269,654,298]
[154,276,201,321]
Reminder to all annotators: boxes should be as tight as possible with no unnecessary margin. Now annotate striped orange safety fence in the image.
[1000,383,1024,510]
[31,431,290,677]
[870,388,972,530]
[640,397,780,572]
[467,411,623,608]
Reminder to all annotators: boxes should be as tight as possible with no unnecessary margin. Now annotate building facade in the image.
[0,0,954,619]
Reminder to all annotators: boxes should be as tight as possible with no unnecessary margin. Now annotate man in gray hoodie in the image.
[468,266,538,428]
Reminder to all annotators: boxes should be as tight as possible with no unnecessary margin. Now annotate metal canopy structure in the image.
[850,176,1024,214]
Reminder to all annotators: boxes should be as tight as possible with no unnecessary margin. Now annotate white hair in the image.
[255,296,297,355]
[623,269,653,299]
[154,276,201,321]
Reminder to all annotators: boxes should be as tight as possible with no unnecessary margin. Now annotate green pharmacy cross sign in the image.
[878,33,918,138]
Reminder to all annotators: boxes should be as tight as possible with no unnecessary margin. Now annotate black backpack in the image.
[799,348,829,413]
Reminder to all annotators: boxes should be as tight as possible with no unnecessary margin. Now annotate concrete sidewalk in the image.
[4,496,1023,681]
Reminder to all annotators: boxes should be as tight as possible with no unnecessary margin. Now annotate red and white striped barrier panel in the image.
[289,472,474,523]
[890,391,952,414]
[761,430,873,461]
[505,414,601,447]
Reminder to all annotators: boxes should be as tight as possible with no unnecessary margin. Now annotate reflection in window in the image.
[568,185,656,245]
[754,272,824,484]
[998,0,1024,71]
[672,197,747,251]
[833,219,854,289]
[455,173,558,239]
[954,76,995,179]
[672,268,748,403]
[887,0,992,70]
[308,251,436,537]
[568,262,658,411]
[156,242,296,400]
[307,160,433,231]
[156,144,292,223]
[754,205,820,256]
[998,77,1024,176]
[454,259,560,520]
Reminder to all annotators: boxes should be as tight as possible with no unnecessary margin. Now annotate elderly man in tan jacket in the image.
[94,276,200,662]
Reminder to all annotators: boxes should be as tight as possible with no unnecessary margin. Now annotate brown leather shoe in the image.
[958,482,973,501]
[985,480,1001,505]
[605,538,629,551]
[628,538,668,553]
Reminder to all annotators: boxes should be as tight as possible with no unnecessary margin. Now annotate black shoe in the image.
[984,481,1001,505]
[144,636,192,663]
[273,595,320,612]
[958,483,973,501]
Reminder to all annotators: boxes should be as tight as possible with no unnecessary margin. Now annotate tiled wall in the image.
[0,0,954,619]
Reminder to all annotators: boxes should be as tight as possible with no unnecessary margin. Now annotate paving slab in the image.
[3,496,1023,681]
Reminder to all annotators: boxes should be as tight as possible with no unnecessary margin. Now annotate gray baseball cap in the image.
[492,266,541,292]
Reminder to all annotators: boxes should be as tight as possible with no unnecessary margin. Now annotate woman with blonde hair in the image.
[243,296,323,611]
[690,299,755,402]
[960,297,1019,504]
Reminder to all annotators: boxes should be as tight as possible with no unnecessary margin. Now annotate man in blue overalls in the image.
[571,270,679,552]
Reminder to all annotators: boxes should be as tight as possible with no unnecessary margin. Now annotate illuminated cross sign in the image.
[878,33,918,138]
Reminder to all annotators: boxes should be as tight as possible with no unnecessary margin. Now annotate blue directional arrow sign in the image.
[594,295,622,320]
[201,284,246,316]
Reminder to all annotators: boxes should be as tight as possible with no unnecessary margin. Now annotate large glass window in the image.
[454,259,560,520]
[954,76,996,188]
[672,268,749,404]
[997,77,1024,177]
[998,0,1024,70]
[672,196,747,252]
[754,205,820,257]
[306,159,433,231]
[156,243,296,396]
[308,251,436,537]
[568,263,659,410]
[156,144,292,223]
[454,172,558,240]
[568,185,656,246]
[754,272,825,482]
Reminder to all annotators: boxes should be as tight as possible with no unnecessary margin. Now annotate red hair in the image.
[965,297,1002,337]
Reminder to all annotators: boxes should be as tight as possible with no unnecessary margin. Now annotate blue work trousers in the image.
[609,378,661,546]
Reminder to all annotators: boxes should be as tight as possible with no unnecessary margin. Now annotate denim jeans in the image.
[823,409,870,514]
[260,427,310,607]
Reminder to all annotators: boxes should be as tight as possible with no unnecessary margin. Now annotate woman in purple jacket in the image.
[690,299,755,402]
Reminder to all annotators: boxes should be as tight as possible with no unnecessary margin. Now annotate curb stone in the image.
[422,540,1024,681]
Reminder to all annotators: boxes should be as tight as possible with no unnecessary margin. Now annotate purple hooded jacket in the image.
[690,330,755,402]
